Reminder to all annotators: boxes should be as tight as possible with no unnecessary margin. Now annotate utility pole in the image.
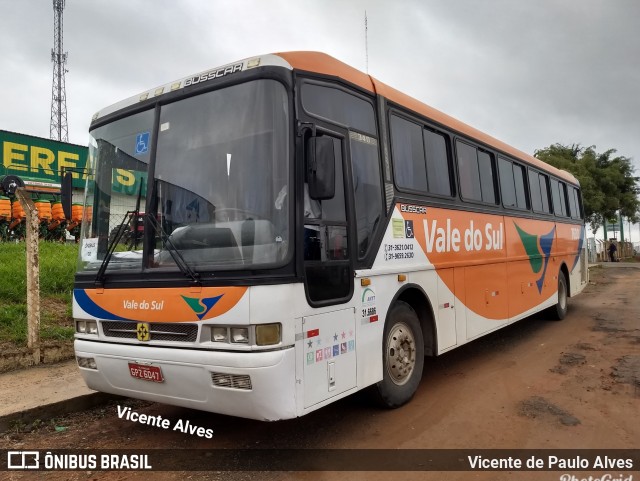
[50,0,69,142]
[15,189,41,365]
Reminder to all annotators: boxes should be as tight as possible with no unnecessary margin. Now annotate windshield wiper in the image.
[95,210,137,286]
[146,214,200,285]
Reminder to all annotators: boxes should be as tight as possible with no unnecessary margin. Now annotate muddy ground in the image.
[2,266,639,481]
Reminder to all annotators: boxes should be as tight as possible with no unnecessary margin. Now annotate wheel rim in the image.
[559,277,567,310]
[385,321,417,386]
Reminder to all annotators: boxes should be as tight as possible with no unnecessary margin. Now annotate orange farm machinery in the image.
[0,197,91,242]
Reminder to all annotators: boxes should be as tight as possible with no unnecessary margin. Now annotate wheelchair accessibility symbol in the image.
[405,220,414,238]
[135,132,150,155]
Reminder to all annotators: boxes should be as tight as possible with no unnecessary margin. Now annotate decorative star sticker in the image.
[341,331,346,339]
[307,340,312,348]
[333,333,338,341]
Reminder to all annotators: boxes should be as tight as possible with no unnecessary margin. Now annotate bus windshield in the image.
[79,79,290,274]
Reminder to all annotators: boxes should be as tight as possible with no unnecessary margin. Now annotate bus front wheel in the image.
[375,301,424,408]
[551,272,568,320]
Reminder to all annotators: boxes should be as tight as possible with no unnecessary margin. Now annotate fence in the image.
[592,239,635,262]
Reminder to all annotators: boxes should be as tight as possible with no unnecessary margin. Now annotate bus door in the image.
[300,131,356,408]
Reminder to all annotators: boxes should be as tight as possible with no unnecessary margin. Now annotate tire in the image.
[551,272,568,320]
[375,301,424,408]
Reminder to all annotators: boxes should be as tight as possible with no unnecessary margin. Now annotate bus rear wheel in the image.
[551,272,568,320]
[375,301,424,408]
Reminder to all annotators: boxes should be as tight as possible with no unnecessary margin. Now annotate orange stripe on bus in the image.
[82,286,247,323]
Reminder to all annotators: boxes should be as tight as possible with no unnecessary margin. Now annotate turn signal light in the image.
[256,323,281,346]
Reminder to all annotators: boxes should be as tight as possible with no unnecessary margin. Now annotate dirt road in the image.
[2,266,639,481]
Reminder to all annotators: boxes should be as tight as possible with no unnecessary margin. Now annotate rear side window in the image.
[570,187,583,219]
[529,170,551,214]
[499,157,528,209]
[456,140,496,204]
[550,178,568,217]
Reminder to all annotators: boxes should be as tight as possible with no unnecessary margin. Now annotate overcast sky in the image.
[1,0,639,240]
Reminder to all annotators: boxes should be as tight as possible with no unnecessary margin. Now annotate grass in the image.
[0,242,77,344]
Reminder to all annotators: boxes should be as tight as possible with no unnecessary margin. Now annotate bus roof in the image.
[276,51,578,186]
[92,50,576,186]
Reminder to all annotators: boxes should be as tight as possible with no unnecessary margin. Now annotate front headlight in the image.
[207,324,281,346]
[230,327,249,344]
[211,326,228,342]
[76,320,98,335]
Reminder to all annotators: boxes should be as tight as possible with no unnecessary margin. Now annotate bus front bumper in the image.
[74,339,297,421]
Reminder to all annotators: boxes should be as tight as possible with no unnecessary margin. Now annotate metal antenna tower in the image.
[50,0,68,142]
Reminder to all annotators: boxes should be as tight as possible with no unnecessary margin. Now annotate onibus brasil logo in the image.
[181,295,224,320]
[514,222,555,294]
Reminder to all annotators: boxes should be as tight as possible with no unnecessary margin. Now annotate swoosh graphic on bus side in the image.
[514,223,556,294]
[74,289,129,321]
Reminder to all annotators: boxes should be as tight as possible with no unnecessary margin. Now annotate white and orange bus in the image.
[68,52,587,420]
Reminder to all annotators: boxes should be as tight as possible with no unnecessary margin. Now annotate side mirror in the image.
[306,136,335,200]
[61,171,73,219]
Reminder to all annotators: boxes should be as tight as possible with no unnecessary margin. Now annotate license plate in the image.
[128,363,164,383]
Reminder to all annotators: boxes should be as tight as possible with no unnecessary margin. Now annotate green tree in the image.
[534,144,640,232]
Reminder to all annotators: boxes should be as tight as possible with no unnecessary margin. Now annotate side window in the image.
[559,182,568,217]
[390,113,452,197]
[304,136,351,304]
[424,129,452,196]
[318,140,346,223]
[539,174,551,214]
[390,115,427,192]
[550,178,567,217]
[350,132,382,258]
[478,151,497,204]
[301,80,382,263]
[568,185,578,219]
[550,179,560,215]
[456,141,482,201]
[498,157,516,207]
[301,83,376,135]
[570,187,583,220]
[456,140,496,204]
[530,170,551,214]
[513,163,528,209]
[529,169,543,212]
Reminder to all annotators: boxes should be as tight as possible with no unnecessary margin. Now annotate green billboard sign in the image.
[0,130,89,189]
[1,130,149,195]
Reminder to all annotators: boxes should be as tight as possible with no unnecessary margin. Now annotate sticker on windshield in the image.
[135,132,150,155]
[81,237,98,262]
